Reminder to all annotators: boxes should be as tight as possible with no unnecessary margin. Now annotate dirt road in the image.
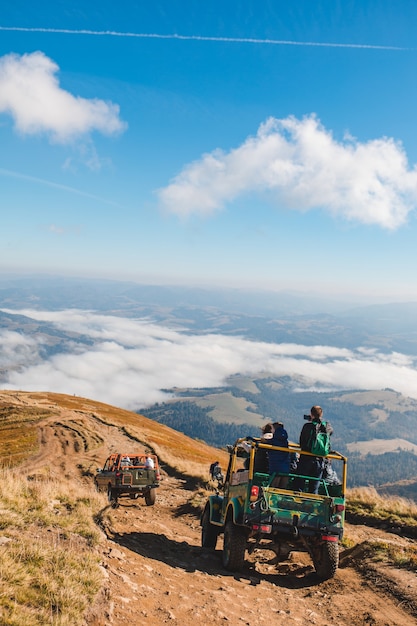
[4,391,417,625]
[99,475,417,626]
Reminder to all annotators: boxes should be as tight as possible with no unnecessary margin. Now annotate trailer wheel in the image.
[222,520,246,572]
[312,540,339,580]
[201,507,219,549]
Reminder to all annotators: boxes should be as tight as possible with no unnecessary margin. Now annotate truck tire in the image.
[107,485,118,507]
[145,488,156,506]
[312,540,339,580]
[222,520,246,572]
[201,507,218,549]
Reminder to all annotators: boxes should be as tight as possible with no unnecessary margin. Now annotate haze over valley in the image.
[2,276,417,493]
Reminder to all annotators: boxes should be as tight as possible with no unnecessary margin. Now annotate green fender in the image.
[205,494,224,525]
[204,496,244,527]
[224,497,244,525]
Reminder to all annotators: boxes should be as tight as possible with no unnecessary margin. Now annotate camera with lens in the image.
[303,414,311,420]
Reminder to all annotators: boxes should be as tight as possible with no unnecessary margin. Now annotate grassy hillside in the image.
[0,390,230,625]
[1,390,417,625]
[0,398,53,465]
[0,467,104,626]
[0,391,229,475]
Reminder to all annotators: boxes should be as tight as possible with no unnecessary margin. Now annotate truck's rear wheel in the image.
[145,488,156,506]
[201,507,218,549]
[222,520,246,571]
[312,540,339,580]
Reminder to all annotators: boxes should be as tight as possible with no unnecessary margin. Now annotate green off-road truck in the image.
[201,437,347,580]
[95,453,160,506]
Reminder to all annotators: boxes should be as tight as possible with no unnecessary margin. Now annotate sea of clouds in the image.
[1,308,417,411]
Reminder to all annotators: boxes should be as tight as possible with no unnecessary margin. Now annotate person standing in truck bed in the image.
[253,423,274,473]
[269,421,290,488]
[292,405,333,494]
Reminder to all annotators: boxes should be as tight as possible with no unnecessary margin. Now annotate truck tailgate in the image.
[263,489,332,530]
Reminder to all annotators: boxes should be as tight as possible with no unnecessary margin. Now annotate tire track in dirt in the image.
[2,391,417,625]
[99,477,417,625]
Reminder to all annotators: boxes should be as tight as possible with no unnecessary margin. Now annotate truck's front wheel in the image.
[222,520,246,572]
[312,540,339,580]
[201,507,218,549]
[107,485,118,508]
[145,488,156,506]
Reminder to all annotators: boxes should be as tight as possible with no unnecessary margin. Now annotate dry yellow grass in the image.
[0,404,52,466]
[347,486,417,526]
[41,392,230,478]
[0,467,105,625]
[368,540,417,569]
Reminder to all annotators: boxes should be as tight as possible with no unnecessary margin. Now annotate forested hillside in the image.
[140,378,417,491]
[140,401,256,447]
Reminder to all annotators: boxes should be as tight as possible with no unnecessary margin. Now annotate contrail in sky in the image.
[0,26,410,51]
[0,168,125,208]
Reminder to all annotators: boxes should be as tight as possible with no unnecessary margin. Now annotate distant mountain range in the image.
[1,274,417,354]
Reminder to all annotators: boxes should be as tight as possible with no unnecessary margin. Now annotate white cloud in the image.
[0,330,41,368]
[2,309,417,411]
[158,115,417,229]
[0,52,126,143]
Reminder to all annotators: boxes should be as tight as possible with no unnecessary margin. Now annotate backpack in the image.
[309,420,331,457]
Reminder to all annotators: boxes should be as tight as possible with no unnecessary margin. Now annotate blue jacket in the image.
[268,426,290,474]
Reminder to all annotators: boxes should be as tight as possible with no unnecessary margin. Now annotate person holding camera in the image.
[292,406,333,494]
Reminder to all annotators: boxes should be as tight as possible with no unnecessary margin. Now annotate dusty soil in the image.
[98,477,417,626]
[4,391,417,626]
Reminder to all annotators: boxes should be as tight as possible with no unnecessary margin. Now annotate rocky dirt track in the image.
[4,391,417,626]
[99,478,417,626]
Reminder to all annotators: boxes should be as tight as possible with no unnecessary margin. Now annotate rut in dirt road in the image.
[2,391,416,626]
[98,475,417,626]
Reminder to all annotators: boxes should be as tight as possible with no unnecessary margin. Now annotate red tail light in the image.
[252,523,272,533]
[250,485,259,502]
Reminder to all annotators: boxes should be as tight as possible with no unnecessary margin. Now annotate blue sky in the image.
[2,1,417,301]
